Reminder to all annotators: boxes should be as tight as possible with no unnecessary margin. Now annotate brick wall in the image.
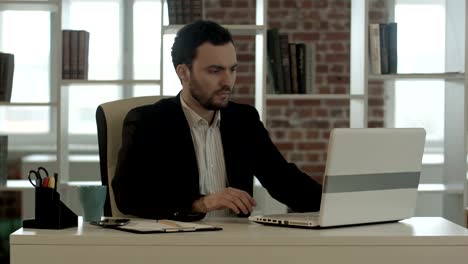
[205,0,386,179]
[205,0,386,178]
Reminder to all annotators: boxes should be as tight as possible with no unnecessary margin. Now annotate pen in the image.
[54,173,58,191]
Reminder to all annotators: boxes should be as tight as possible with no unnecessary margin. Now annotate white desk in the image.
[10,217,468,264]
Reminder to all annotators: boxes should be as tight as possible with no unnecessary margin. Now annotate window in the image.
[1,0,180,149]
[391,0,446,152]
[0,11,51,135]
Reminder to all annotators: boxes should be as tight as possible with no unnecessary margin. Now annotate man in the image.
[112,20,322,221]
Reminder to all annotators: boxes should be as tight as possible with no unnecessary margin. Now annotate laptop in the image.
[249,128,426,228]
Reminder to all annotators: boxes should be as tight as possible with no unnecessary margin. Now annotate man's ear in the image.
[176,64,190,82]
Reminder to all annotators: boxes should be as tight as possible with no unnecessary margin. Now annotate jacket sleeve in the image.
[111,108,205,221]
[247,107,323,212]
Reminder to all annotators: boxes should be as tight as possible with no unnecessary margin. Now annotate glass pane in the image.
[395,1,445,73]
[66,0,121,79]
[133,85,160,97]
[134,0,161,79]
[68,85,121,134]
[0,10,51,134]
[393,1,445,148]
[162,34,182,95]
[0,11,50,103]
[0,106,49,134]
[394,81,444,142]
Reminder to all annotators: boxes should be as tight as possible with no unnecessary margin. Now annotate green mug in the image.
[78,185,107,222]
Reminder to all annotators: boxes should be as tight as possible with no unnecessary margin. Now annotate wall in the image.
[205,0,386,181]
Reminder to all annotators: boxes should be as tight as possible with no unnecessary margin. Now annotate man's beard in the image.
[189,76,232,110]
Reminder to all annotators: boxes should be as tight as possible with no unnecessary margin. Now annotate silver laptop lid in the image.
[319,128,426,227]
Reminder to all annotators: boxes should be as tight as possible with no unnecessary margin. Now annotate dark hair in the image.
[171,20,234,69]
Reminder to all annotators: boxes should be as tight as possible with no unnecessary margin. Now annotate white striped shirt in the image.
[180,96,231,217]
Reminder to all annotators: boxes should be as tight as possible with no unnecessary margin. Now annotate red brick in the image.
[298,142,327,151]
[269,0,280,8]
[324,53,349,63]
[293,99,321,107]
[266,99,290,106]
[275,142,294,151]
[292,32,320,41]
[234,0,249,8]
[220,0,233,8]
[288,130,304,140]
[327,75,349,84]
[289,153,304,162]
[324,32,349,41]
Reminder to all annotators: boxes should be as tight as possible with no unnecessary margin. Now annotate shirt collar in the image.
[180,94,221,128]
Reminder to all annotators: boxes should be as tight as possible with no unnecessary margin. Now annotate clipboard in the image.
[108,219,222,234]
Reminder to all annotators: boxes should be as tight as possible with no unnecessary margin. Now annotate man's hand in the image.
[192,187,257,214]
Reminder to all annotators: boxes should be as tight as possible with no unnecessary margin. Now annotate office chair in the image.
[96,96,163,217]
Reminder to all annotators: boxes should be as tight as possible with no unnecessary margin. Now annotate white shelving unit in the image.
[350,0,468,225]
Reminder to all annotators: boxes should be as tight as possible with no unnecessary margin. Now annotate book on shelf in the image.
[305,43,317,94]
[62,29,90,80]
[279,33,292,94]
[0,136,7,186]
[369,23,381,74]
[368,23,397,75]
[288,43,298,94]
[167,0,177,25]
[386,22,397,74]
[0,52,14,102]
[296,43,306,94]
[167,0,203,25]
[77,30,90,79]
[379,23,389,74]
[191,0,203,21]
[267,28,284,94]
[181,0,192,24]
[62,30,71,79]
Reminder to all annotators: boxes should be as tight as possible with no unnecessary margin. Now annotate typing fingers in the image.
[225,188,256,214]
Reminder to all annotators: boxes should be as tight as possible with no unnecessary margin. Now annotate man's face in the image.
[187,42,237,110]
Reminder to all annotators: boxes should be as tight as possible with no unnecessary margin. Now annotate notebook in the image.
[249,128,426,228]
[108,219,222,234]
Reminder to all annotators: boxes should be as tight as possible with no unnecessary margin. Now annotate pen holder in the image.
[22,187,78,229]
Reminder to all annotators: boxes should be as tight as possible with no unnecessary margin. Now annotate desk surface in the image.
[10,217,468,264]
[10,217,468,246]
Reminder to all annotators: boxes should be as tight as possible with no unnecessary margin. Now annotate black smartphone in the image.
[90,218,130,227]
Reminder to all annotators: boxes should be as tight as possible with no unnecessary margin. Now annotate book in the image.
[288,43,298,94]
[70,30,79,79]
[296,43,306,94]
[379,23,389,74]
[175,0,183,24]
[0,136,7,186]
[267,29,284,94]
[279,33,292,94]
[167,0,177,25]
[181,0,191,24]
[191,0,203,21]
[305,43,316,94]
[77,30,90,80]
[110,219,222,234]
[387,22,398,74]
[369,24,381,74]
[62,30,71,79]
[0,52,14,102]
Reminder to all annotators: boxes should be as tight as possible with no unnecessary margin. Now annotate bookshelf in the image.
[351,0,468,225]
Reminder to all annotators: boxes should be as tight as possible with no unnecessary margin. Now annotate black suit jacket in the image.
[112,94,322,220]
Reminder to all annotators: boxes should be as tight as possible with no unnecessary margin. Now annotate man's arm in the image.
[247,106,323,212]
[112,107,205,221]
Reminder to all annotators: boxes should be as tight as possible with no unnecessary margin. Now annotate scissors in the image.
[28,167,49,188]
